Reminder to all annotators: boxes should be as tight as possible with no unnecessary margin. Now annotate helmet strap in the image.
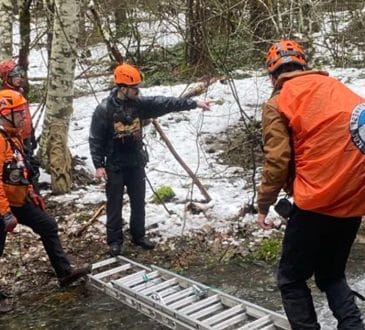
[0,110,16,128]
[117,86,128,100]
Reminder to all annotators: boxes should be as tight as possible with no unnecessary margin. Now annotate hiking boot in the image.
[132,237,155,250]
[0,292,12,313]
[109,243,122,257]
[58,264,92,288]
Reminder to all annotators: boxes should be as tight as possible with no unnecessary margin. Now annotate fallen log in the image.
[182,76,224,98]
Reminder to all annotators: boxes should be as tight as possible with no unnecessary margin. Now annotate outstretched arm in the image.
[139,96,211,119]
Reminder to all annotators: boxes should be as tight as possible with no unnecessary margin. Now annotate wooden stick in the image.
[74,204,105,237]
[152,120,211,202]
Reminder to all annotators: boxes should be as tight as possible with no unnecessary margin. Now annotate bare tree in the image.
[18,0,32,96]
[0,0,13,59]
[185,0,214,72]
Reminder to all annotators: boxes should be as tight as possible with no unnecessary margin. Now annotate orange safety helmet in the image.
[113,63,142,86]
[0,89,27,116]
[266,40,306,74]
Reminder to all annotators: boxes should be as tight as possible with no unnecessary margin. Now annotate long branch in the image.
[152,119,211,202]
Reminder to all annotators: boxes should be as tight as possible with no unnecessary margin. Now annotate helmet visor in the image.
[8,66,25,78]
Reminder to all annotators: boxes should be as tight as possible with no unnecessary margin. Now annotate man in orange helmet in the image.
[89,63,211,256]
[0,59,40,190]
[0,60,33,146]
[257,40,365,329]
[0,90,90,313]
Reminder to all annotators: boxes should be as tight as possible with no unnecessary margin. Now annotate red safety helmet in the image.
[266,40,306,74]
[0,59,25,90]
[113,63,142,86]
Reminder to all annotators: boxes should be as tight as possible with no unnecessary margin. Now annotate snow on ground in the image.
[29,55,365,326]
[8,13,365,326]
[32,66,365,241]
[40,73,271,240]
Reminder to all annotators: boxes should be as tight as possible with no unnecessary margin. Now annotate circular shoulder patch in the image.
[350,102,365,154]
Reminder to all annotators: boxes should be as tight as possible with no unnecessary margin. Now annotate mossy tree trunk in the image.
[38,0,81,194]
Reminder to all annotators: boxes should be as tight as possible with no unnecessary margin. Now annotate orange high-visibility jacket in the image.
[0,127,29,215]
[22,102,32,140]
[277,73,365,217]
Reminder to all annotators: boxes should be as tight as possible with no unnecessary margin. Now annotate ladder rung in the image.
[123,270,159,288]
[91,257,118,270]
[113,270,146,286]
[259,325,275,330]
[238,315,272,330]
[180,294,220,315]
[163,287,195,305]
[139,278,178,296]
[131,274,162,291]
[203,304,245,326]
[94,263,131,280]
[157,284,181,297]
[168,294,198,310]
[132,278,162,292]
[189,302,223,320]
[212,312,247,330]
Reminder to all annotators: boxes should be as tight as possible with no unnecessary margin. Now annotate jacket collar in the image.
[273,69,329,92]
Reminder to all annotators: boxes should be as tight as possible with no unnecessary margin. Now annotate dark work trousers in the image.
[105,167,146,246]
[278,204,364,330]
[0,201,72,278]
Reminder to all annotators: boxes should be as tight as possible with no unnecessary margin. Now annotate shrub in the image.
[152,185,175,204]
[251,237,282,263]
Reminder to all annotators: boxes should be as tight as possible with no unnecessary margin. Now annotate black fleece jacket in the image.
[89,88,198,170]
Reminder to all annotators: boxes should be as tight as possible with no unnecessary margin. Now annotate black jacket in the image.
[89,88,198,170]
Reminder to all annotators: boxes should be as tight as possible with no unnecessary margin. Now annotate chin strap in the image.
[0,110,16,128]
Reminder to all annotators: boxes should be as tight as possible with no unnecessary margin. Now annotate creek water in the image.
[0,243,364,329]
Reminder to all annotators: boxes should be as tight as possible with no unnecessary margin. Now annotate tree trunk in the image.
[18,0,32,97]
[38,0,81,194]
[0,0,13,59]
[88,0,124,63]
[43,0,55,65]
[185,0,214,72]
[113,0,127,38]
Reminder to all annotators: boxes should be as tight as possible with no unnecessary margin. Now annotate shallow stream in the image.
[0,243,364,329]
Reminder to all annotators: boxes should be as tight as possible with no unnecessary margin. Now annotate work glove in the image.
[2,212,17,233]
[28,189,45,210]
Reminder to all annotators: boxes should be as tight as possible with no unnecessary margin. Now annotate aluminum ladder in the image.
[88,256,291,330]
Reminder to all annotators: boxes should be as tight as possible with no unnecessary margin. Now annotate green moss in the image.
[250,237,282,263]
[151,185,176,204]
